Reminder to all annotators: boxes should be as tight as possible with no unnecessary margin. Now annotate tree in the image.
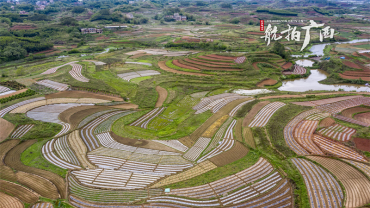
[60,17,78,26]
[220,2,232,8]
[1,42,27,61]
[180,1,190,6]
[230,18,240,24]
[272,42,289,59]
[72,6,85,14]
[196,1,207,6]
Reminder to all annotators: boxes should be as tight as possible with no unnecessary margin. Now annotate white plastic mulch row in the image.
[30,202,54,208]
[293,120,323,155]
[194,95,250,115]
[249,102,286,127]
[69,64,89,82]
[234,56,246,64]
[313,134,367,162]
[87,154,192,176]
[203,117,233,155]
[318,124,356,142]
[42,139,80,169]
[193,93,237,110]
[284,109,321,156]
[141,107,166,129]
[305,113,330,121]
[54,135,80,166]
[41,61,78,74]
[125,61,152,66]
[11,124,34,138]
[0,97,45,117]
[183,137,211,161]
[36,79,69,91]
[0,90,16,97]
[80,111,123,152]
[316,97,370,114]
[197,120,237,163]
[96,132,180,156]
[229,99,254,117]
[130,108,159,127]
[291,158,343,208]
[333,114,370,127]
[118,70,160,81]
[55,123,71,137]
[0,85,10,93]
[152,140,189,152]
[72,168,161,189]
[293,65,306,75]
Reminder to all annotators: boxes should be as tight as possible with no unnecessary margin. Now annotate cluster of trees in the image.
[0,36,53,62]
[256,8,298,16]
[271,42,291,60]
[0,89,36,104]
[89,9,148,24]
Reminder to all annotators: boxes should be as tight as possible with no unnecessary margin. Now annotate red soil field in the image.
[179,59,241,71]
[172,60,200,70]
[339,74,370,81]
[185,58,233,68]
[256,78,278,87]
[352,52,360,57]
[343,61,362,69]
[354,137,370,152]
[192,58,232,65]
[354,112,370,124]
[281,62,293,69]
[206,54,236,60]
[198,56,233,62]
[360,53,370,59]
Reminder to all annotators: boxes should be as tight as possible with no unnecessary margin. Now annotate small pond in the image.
[278,69,370,92]
[296,59,314,67]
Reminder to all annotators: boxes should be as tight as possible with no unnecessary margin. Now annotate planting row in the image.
[152,140,189,152]
[249,102,286,127]
[316,97,370,114]
[183,137,211,161]
[193,93,250,114]
[36,79,69,91]
[41,61,78,74]
[333,114,370,127]
[117,70,160,81]
[42,139,81,169]
[293,120,323,155]
[69,64,89,82]
[11,124,34,138]
[317,124,356,142]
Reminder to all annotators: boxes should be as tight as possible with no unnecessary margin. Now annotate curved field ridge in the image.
[72,168,162,189]
[284,109,321,155]
[193,93,251,114]
[0,180,40,204]
[69,64,89,82]
[94,111,134,134]
[291,158,343,208]
[308,156,370,208]
[203,117,233,155]
[41,61,78,74]
[152,140,188,152]
[198,119,236,163]
[36,79,69,91]
[130,108,159,127]
[151,161,217,188]
[343,159,370,178]
[96,132,180,156]
[305,112,330,120]
[0,97,45,117]
[42,139,81,169]
[229,99,255,117]
[318,124,356,142]
[249,102,286,127]
[342,107,370,119]
[354,112,370,124]
[313,134,367,162]
[183,137,211,161]
[292,95,363,107]
[78,109,117,128]
[30,202,54,208]
[68,130,95,169]
[172,59,200,70]
[0,192,23,208]
[80,111,123,151]
[11,124,34,138]
[155,86,168,108]
[117,70,160,81]
[141,107,166,129]
[293,120,323,155]
[158,61,211,76]
[316,97,370,114]
[333,114,370,127]
[69,176,163,203]
[168,157,273,199]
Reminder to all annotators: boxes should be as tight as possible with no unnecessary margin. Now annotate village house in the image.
[81,28,103,34]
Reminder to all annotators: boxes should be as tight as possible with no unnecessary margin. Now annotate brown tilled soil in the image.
[187,98,253,146]
[185,58,233,68]
[172,60,200,70]
[319,117,335,128]
[354,137,370,152]
[360,53,370,59]
[192,58,233,65]
[95,36,110,40]
[110,103,138,109]
[158,61,211,76]
[209,141,248,166]
[178,136,192,148]
[205,54,236,60]
[256,79,278,87]
[180,59,241,71]
[0,89,28,99]
[45,91,123,101]
[0,118,15,142]
[354,112,370,124]
[155,86,168,108]
[60,106,112,128]
[198,56,233,62]
[343,61,362,69]
[0,180,39,204]
[16,171,59,199]
[339,73,370,81]
[4,140,66,198]
[110,132,180,153]
[0,165,17,182]
[342,107,370,119]
[281,62,293,70]
[0,140,20,165]
[243,101,270,127]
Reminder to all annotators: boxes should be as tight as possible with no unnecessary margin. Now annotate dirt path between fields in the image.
[155,86,168,108]
[0,118,15,142]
